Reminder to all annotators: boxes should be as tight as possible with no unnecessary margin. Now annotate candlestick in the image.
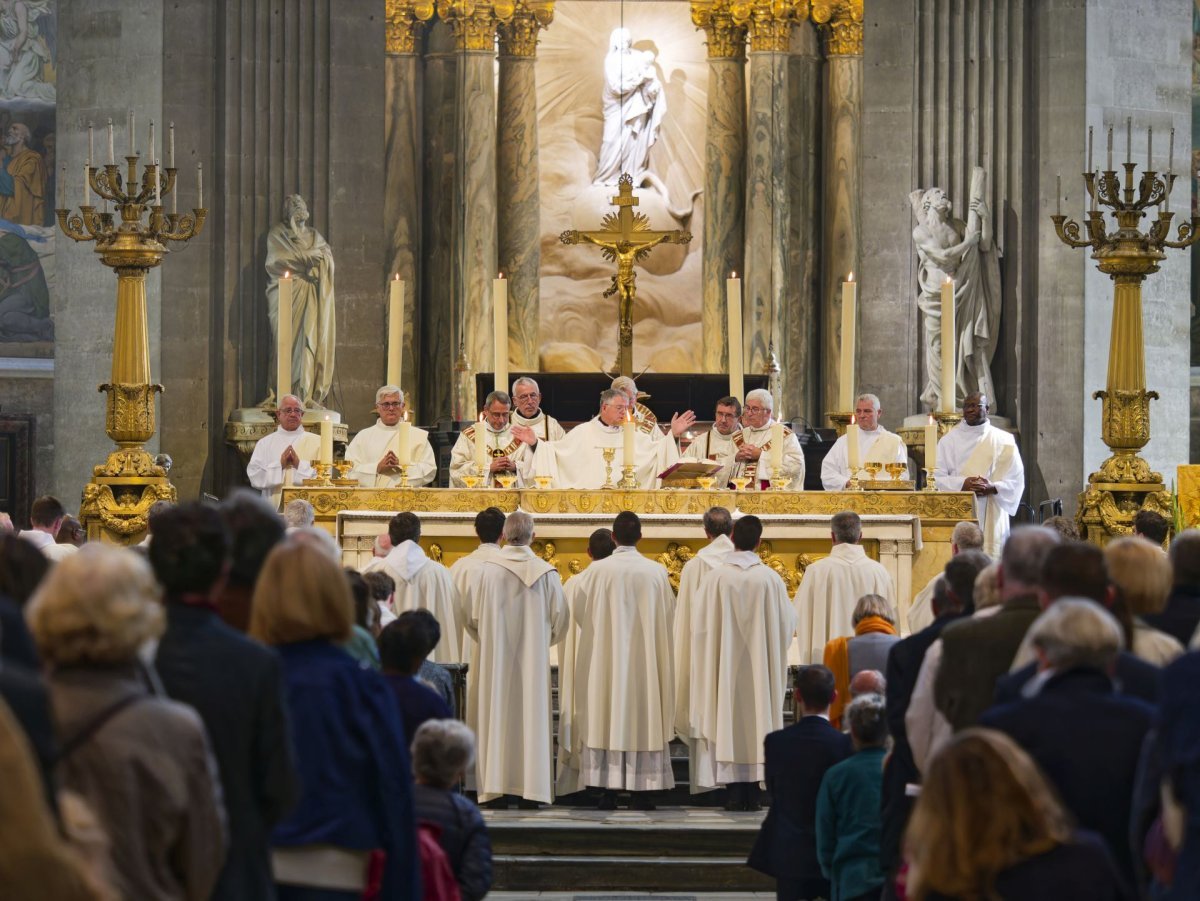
[1087,126,1093,174]
[387,275,404,387]
[197,163,203,209]
[1168,127,1175,175]
[81,162,88,206]
[88,123,94,166]
[1147,126,1153,170]
[475,412,488,473]
[128,110,135,157]
[847,415,860,477]
[1126,116,1132,165]
[398,412,411,464]
[1056,175,1061,216]
[148,120,155,165]
[924,415,937,474]
[940,277,956,411]
[623,411,635,467]
[839,273,857,411]
[1107,125,1113,171]
[277,272,292,400]
[493,274,508,394]
[727,273,743,401]
[107,118,115,164]
[319,417,333,466]
[154,160,160,207]
[769,417,784,476]
[168,122,175,168]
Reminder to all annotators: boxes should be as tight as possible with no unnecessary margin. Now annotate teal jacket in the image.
[816,746,887,901]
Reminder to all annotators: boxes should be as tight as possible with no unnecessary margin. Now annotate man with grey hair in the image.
[449,390,529,488]
[246,394,319,509]
[980,599,1154,886]
[794,511,895,664]
[282,498,315,531]
[460,510,569,808]
[510,376,565,441]
[609,375,696,440]
[729,388,804,489]
[820,394,909,491]
[345,385,437,487]
[906,520,987,633]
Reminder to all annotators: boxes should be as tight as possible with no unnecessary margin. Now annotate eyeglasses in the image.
[743,405,768,414]
[514,392,540,402]
[279,407,304,415]
[378,401,404,409]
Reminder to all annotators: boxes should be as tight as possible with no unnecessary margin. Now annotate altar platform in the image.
[282,487,976,625]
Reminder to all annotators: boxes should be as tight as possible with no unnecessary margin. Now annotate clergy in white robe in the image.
[510,376,567,442]
[793,511,895,664]
[693,516,797,806]
[344,386,437,488]
[820,394,910,490]
[246,396,320,509]
[381,512,463,663]
[729,388,805,490]
[681,397,742,488]
[448,507,506,667]
[905,521,987,633]
[570,512,676,807]
[449,391,530,487]
[513,389,680,490]
[933,392,1024,557]
[461,512,569,805]
[671,507,735,793]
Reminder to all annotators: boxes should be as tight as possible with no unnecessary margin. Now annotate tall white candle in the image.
[769,417,784,475]
[727,273,743,401]
[1056,174,1061,216]
[128,110,135,157]
[839,273,857,410]
[88,123,94,166]
[398,412,411,464]
[197,163,203,208]
[168,122,175,168]
[1107,125,1113,171]
[475,413,488,472]
[154,160,160,207]
[82,161,89,206]
[940,277,955,411]
[623,411,635,467]
[847,415,861,474]
[107,118,115,164]
[387,275,404,387]
[925,415,937,474]
[1087,126,1093,173]
[277,272,292,400]
[493,274,508,394]
[1126,116,1132,165]
[319,417,333,466]
[148,120,155,165]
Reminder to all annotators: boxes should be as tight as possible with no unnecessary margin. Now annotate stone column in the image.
[814,0,863,417]
[497,2,554,373]
[692,2,747,376]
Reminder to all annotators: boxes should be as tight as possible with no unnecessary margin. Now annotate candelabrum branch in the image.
[1051,214,1094,249]
[1135,171,1166,209]
[1161,216,1200,250]
[55,206,116,243]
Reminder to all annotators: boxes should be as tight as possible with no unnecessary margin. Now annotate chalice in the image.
[461,474,482,490]
[695,476,716,491]
[863,462,883,483]
[884,462,906,481]
[494,474,517,490]
[534,476,553,490]
[601,448,616,489]
[730,476,751,492]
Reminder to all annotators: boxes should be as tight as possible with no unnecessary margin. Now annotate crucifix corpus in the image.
[560,173,692,377]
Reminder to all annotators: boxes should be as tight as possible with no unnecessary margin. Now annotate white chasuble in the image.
[246,426,320,509]
[934,421,1024,557]
[793,543,895,664]
[728,421,805,489]
[820,427,910,490]
[448,424,529,487]
[344,421,437,488]
[510,410,566,442]
[525,417,679,489]
[382,540,464,663]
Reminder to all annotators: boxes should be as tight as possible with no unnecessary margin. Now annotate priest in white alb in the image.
[448,507,506,668]
[672,506,734,794]
[380,512,463,663]
[513,389,680,489]
[693,515,797,810]
[461,511,569,807]
[933,392,1024,557]
[681,397,742,487]
[820,394,910,490]
[246,395,319,509]
[449,391,530,487]
[345,386,438,487]
[793,511,895,664]
[729,389,805,490]
[568,512,676,809]
[510,377,566,442]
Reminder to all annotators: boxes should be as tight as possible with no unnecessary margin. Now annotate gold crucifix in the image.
[560,173,692,376]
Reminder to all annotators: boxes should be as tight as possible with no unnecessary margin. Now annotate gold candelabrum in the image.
[57,151,206,543]
[1051,125,1198,543]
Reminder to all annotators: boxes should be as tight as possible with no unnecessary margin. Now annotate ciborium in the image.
[1051,123,1197,543]
[57,119,206,543]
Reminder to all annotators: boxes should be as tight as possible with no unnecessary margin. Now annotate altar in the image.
[283,486,977,631]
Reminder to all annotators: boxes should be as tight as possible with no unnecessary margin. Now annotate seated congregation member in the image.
[823,594,899,729]
[216,489,286,632]
[282,498,315,531]
[250,541,418,901]
[382,511,463,663]
[246,396,318,508]
[150,503,298,901]
[411,719,494,901]
[903,729,1126,901]
[1145,529,1200,647]
[342,568,381,669]
[748,665,853,901]
[380,610,454,742]
[20,495,78,562]
[1104,536,1185,666]
[980,599,1153,889]
[820,394,909,491]
[816,693,889,901]
[27,545,225,901]
[345,386,437,488]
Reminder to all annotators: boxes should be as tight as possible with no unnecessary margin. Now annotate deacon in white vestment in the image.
[513,389,680,490]
[570,512,676,808]
[729,388,805,490]
[933,392,1024,557]
[246,396,319,509]
[693,516,797,809]
[906,521,986,633]
[448,507,506,668]
[449,391,530,487]
[510,376,566,442]
[820,394,910,490]
[671,506,735,793]
[380,512,464,663]
[610,376,697,445]
[681,397,742,488]
[345,386,437,488]
[793,511,895,664]
[461,512,569,805]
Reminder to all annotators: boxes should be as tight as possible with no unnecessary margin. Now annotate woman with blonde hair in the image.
[250,539,419,900]
[904,729,1125,900]
[1104,536,1185,666]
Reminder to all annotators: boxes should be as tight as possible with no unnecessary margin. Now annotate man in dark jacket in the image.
[150,503,298,901]
[1144,529,1200,647]
[748,665,852,901]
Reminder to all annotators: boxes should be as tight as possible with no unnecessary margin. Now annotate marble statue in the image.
[265,194,336,407]
[594,27,666,188]
[910,167,1001,411]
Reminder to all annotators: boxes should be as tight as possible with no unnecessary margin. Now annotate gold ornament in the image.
[810,0,863,56]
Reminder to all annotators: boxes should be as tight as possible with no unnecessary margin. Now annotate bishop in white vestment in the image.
[729,389,805,489]
[381,512,463,663]
[820,394,910,490]
[681,397,742,488]
[933,393,1024,557]
[449,391,530,487]
[794,511,895,664]
[345,386,437,488]
[246,396,319,509]
[510,376,567,441]
[461,513,569,805]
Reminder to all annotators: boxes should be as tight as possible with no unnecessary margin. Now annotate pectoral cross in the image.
[560,173,692,376]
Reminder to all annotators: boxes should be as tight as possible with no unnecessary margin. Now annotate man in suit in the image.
[981,599,1153,890]
[150,503,298,901]
[748,665,852,901]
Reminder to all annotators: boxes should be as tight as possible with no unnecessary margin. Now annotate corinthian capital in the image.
[497,0,555,57]
[435,0,513,51]
[811,0,863,56]
[690,0,748,60]
[728,0,811,53]
[386,0,435,54]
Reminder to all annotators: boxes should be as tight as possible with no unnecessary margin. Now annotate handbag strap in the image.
[56,693,145,763]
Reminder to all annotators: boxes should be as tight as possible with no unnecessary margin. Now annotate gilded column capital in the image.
[690,1,748,60]
[811,0,863,56]
[385,0,435,54]
[497,0,555,57]
[435,0,514,51]
[729,0,811,53]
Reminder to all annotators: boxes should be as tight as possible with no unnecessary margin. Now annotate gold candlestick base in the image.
[398,463,412,488]
[923,467,938,492]
[845,476,863,492]
[932,410,962,435]
[617,464,638,489]
[302,462,334,487]
[768,478,792,491]
[601,448,616,489]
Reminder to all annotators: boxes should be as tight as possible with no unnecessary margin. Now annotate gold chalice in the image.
[730,476,751,492]
[884,462,906,481]
[494,474,517,490]
[863,462,883,483]
[769,477,792,491]
[695,476,716,491]
[462,475,482,490]
[534,476,553,490]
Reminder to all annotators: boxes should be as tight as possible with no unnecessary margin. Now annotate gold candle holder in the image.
[617,464,638,490]
[923,467,937,492]
[397,463,412,489]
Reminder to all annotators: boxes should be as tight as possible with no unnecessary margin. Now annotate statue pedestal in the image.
[224,406,349,467]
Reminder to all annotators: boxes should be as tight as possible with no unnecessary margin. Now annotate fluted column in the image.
[692,2,747,376]
[497,2,553,373]
[813,0,863,417]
